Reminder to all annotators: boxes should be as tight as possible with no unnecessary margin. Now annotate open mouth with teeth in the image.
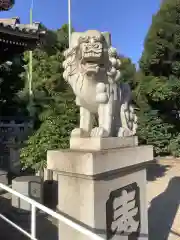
[81,51,104,73]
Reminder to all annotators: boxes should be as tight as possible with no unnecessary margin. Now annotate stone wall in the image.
[0,117,33,173]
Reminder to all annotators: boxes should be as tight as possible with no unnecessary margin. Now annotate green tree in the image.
[0,55,26,116]
[137,0,180,156]
[0,0,14,11]
[118,55,138,107]
[119,55,137,89]
[20,24,79,171]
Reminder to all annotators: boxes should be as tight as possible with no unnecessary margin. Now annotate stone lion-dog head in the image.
[63,30,120,84]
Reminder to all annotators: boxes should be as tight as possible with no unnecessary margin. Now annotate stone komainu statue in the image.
[63,30,137,138]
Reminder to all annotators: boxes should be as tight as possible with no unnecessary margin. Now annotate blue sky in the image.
[1,0,161,64]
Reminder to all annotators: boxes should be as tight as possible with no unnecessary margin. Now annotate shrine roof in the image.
[0,17,45,40]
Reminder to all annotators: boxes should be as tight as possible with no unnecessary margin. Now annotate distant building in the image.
[0,0,45,174]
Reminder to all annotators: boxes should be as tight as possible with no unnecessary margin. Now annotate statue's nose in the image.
[85,43,93,50]
[89,43,99,49]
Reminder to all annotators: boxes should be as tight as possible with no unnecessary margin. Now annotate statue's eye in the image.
[79,36,89,43]
[93,36,103,43]
[93,43,100,48]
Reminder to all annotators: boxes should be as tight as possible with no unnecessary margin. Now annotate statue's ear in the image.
[70,32,83,48]
[101,32,111,47]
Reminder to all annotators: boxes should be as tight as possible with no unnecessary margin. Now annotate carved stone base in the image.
[70,136,138,151]
[47,145,153,239]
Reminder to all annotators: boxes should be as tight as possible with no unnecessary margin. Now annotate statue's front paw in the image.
[118,127,133,137]
[90,127,109,137]
[71,128,90,138]
[96,83,108,104]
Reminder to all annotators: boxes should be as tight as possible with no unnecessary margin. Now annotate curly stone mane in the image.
[63,46,78,80]
[63,45,87,93]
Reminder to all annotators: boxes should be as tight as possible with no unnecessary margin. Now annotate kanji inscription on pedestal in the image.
[106,182,140,240]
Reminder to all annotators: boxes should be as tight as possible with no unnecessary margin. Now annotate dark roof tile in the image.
[0,17,45,39]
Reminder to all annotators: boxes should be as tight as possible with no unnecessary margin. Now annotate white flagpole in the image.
[31,0,34,10]
[68,0,71,46]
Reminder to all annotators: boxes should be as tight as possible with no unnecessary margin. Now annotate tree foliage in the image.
[0,55,26,116]
[136,0,180,156]
[119,55,137,89]
[20,25,79,171]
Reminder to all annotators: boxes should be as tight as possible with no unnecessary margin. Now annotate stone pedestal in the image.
[12,176,43,211]
[9,147,20,175]
[0,170,8,186]
[47,137,153,240]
